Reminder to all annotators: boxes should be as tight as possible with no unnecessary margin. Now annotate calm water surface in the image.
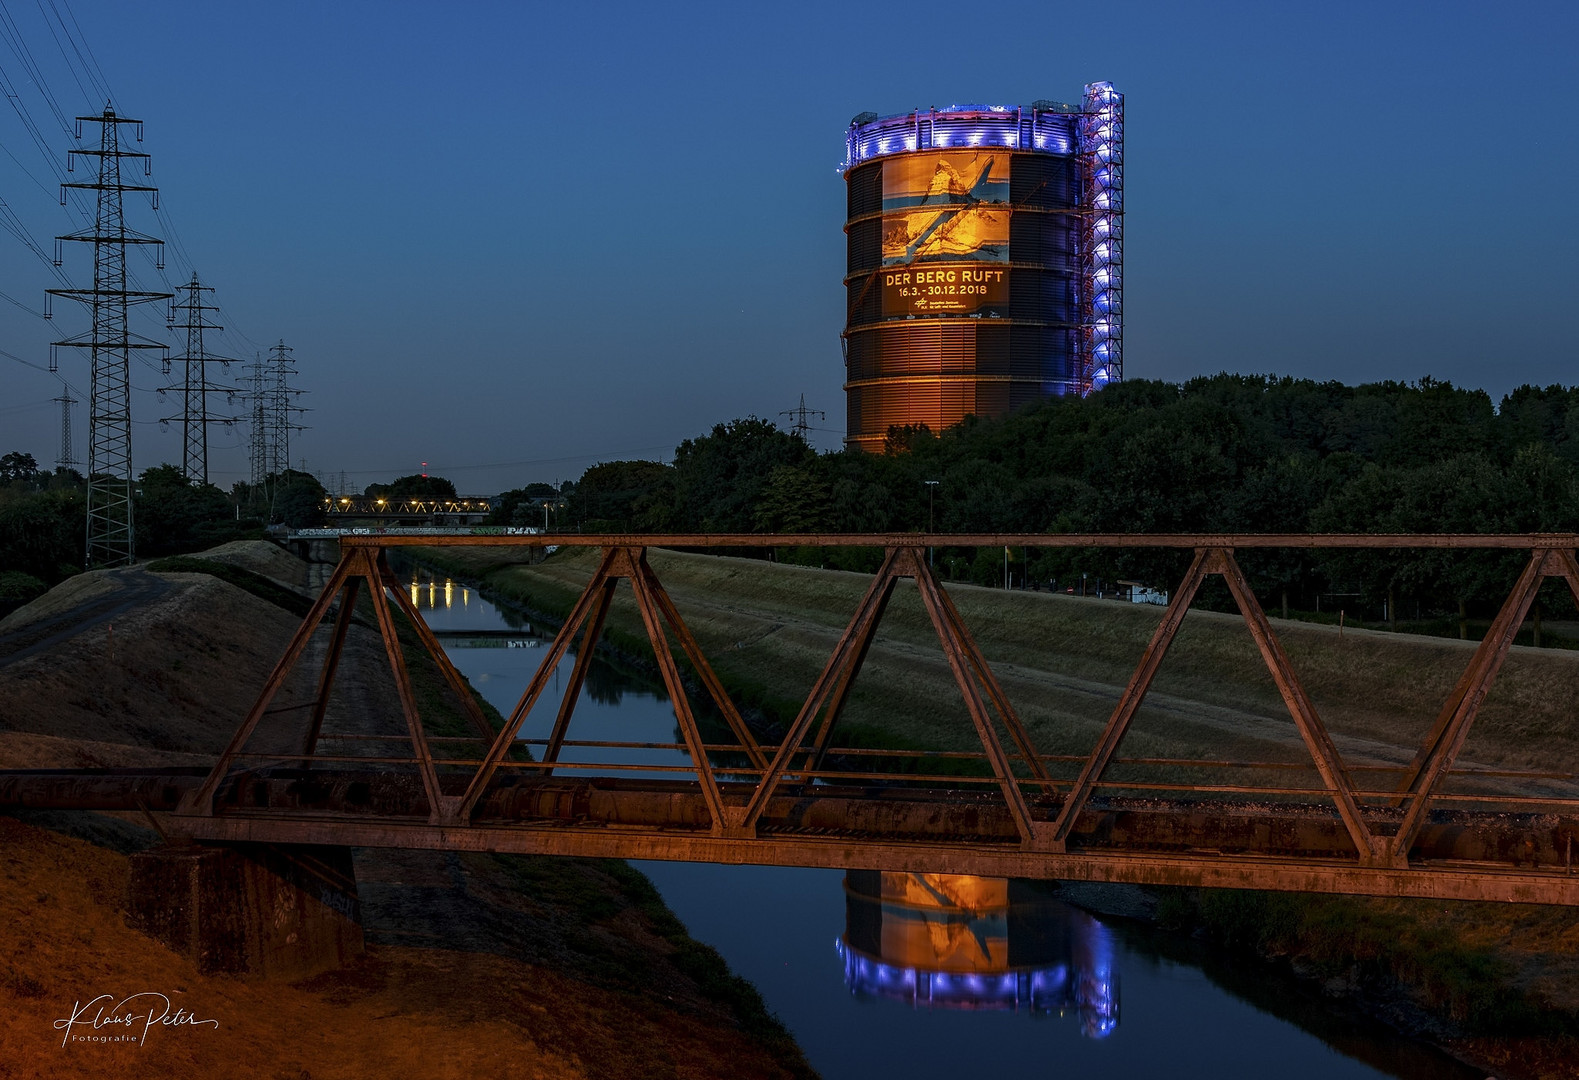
[408,572,1482,1080]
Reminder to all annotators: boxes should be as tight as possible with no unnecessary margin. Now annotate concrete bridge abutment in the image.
[126,841,363,980]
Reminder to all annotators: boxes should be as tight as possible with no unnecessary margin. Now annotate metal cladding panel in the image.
[847,160,883,219]
[843,132,1085,450]
[844,321,1076,449]
[1009,266,1079,324]
[1010,154,1081,208]
[847,216,882,276]
[1008,215,1079,273]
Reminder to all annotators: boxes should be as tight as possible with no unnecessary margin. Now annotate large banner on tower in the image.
[880,151,1010,316]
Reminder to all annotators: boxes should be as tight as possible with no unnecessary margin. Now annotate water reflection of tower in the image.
[836,872,1117,1037]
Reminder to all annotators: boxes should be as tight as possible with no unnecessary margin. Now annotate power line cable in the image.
[51,0,109,103]
[0,0,75,134]
[31,0,90,108]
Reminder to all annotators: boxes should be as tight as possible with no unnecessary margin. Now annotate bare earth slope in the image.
[0,546,813,1080]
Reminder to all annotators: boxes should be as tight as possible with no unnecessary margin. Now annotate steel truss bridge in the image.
[322,494,496,523]
[7,533,1579,905]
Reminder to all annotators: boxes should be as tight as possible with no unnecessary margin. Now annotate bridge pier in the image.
[127,841,363,980]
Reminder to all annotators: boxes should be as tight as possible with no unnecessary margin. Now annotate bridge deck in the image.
[12,532,1579,905]
[4,767,1576,904]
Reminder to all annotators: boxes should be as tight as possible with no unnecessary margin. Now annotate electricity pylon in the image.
[45,105,171,567]
[265,340,306,476]
[162,273,233,485]
[54,389,77,471]
[780,394,825,440]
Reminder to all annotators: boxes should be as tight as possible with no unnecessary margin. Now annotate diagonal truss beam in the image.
[1216,548,1376,862]
[302,576,360,758]
[1388,548,1579,864]
[364,550,447,822]
[379,553,499,745]
[907,549,1038,842]
[623,548,729,834]
[736,548,905,833]
[737,547,1045,842]
[637,552,768,774]
[799,569,897,781]
[921,558,1052,790]
[540,577,617,774]
[456,547,621,821]
[1047,549,1213,849]
[1048,548,1376,863]
[180,550,359,815]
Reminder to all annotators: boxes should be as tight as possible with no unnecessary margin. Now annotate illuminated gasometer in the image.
[840,89,1123,452]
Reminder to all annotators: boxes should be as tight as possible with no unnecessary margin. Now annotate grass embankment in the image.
[420,544,1579,1062]
[420,545,1579,776]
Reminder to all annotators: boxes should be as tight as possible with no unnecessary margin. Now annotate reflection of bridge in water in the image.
[6,533,1579,906]
[837,872,1117,1036]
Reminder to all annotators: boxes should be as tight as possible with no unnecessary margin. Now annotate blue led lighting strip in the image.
[1078,82,1124,394]
[842,106,1077,171]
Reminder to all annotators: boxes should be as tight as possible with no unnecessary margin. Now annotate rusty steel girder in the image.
[7,766,1575,904]
[70,531,1574,906]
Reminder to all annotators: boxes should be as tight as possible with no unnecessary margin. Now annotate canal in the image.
[406,571,1483,1079]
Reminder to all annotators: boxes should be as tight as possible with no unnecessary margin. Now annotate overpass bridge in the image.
[6,533,1579,906]
[322,494,497,525]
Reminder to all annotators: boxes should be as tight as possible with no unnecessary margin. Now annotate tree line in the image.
[494,375,1579,627]
[0,454,329,613]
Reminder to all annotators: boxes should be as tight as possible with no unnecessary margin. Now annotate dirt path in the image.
[0,569,171,671]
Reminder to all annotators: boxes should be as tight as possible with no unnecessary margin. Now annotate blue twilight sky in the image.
[0,0,1575,493]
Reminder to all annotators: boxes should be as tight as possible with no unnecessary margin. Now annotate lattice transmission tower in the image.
[779,394,825,440]
[245,340,307,497]
[162,273,234,485]
[53,390,77,471]
[246,352,269,490]
[45,105,171,567]
[265,340,306,475]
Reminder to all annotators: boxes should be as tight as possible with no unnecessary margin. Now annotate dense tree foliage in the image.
[0,473,84,582]
[135,465,263,555]
[552,376,1579,620]
[365,473,459,501]
[488,482,561,528]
